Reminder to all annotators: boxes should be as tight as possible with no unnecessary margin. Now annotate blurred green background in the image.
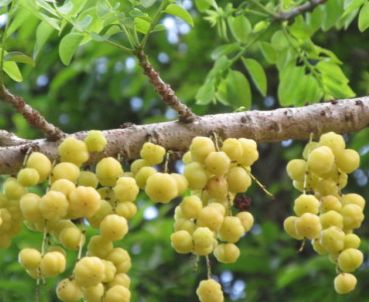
[1,0,369,301]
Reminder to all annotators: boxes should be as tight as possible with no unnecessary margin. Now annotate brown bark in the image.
[1,97,368,175]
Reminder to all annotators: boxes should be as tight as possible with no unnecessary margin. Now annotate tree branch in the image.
[1,97,368,175]
[135,50,197,123]
[0,130,31,147]
[0,86,65,141]
[274,0,327,21]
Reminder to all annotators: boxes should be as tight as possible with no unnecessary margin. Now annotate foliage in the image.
[1,0,369,302]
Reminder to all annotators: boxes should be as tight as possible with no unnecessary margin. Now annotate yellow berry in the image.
[18,248,41,270]
[87,235,113,258]
[3,178,26,200]
[293,194,320,216]
[206,176,228,200]
[96,157,124,186]
[100,214,128,241]
[184,162,208,190]
[189,136,215,162]
[338,248,363,273]
[320,226,345,254]
[56,278,83,302]
[180,195,203,219]
[58,136,89,166]
[319,210,343,229]
[50,179,76,196]
[196,279,224,302]
[140,142,166,165]
[226,166,251,193]
[17,168,40,186]
[51,162,80,183]
[334,273,357,294]
[19,193,42,222]
[82,283,104,302]
[204,151,230,176]
[320,195,342,212]
[102,260,117,283]
[115,202,137,220]
[39,191,69,221]
[40,251,66,277]
[145,173,178,203]
[74,256,105,287]
[319,132,345,154]
[341,204,364,230]
[171,173,188,195]
[171,230,193,254]
[26,152,52,182]
[103,285,131,302]
[88,199,113,227]
[106,248,131,274]
[59,226,83,250]
[238,138,258,166]
[77,171,99,188]
[221,138,243,162]
[130,159,149,175]
[84,130,107,152]
[68,186,101,218]
[213,243,240,263]
[294,213,321,239]
[286,159,307,181]
[341,193,365,209]
[197,206,224,232]
[236,211,254,232]
[218,216,244,243]
[344,234,361,249]
[135,166,157,189]
[307,146,334,175]
[108,273,131,289]
[113,177,139,202]
[336,149,360,174]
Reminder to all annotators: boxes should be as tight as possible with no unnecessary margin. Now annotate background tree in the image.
[1,0,369,301]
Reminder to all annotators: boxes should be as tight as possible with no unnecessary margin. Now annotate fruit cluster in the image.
[1,131,135,301]
[171,136,257,302]
[284,132,364,294]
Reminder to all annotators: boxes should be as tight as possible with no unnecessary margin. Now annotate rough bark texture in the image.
[136,50,197,123]
[274,0,327,21]
[0,86,65,141]
[1,97,369,175]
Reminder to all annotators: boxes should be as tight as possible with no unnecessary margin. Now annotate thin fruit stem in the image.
[205,256,212,279]
[246,171,274,198]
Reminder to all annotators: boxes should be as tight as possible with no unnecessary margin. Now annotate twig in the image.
[274,0,327,21]
[0,130,31,146]
[0,85,65,140]
[135,50,197,123]
[1,97,369,175]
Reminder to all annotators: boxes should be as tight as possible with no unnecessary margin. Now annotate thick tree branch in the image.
[274,0,327,21]
[135,50,197,123]
[1,97,369,175]
[0,86,65,141]
[0,130,31,146]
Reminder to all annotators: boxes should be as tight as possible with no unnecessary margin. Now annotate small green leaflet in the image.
[217,70,251,109]
[242,58,267,97]
[358,2,369,31]
[135,17,151,34]
[165,4,194,26]
[196,78,216,105]
[3,61,23,82]
[228,15,251,43]
[59,32,84,65]
[194,0,211,12]
[34,21,55,58]
[4,52,35,67]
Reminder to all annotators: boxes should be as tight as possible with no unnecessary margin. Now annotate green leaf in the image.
[322,0,344,31]
[196,79,216,105]
[4,51,35,67]
[242,58,267,96]
[70,0,88,16]
[271,31,289,51]
[342,0,364,17]
[165,4,194,26]
[228,15,251,43]
[358,2,369,31]
[140,0,156,8]
[194,0,211,12]
[6,8,31,37]
[210,43,240,60]
[134,17,151,34]
[3,60,23,82]
[218,70,251,108]
[152,24,166,32]
[34,21,55,59]
[59,32,84,65]
[259,42,276,64]
[253,20,269,33]
[278,65,305,106]
[57,1,73,15]
[289,15,315,39]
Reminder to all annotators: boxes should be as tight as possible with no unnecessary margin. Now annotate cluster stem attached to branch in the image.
[1,97,369,175]
[274,0,327,21]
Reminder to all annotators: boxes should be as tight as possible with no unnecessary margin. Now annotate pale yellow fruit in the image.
[74,256,105,287]
[84,130,107,152]
[140,142,166,165]
[96,157,124,186]
[171,230,193,254]
[334,273,357,294]
[58,136,89,166]
[26,152,52,182]
[189,136,215,162]
[196,279,224,302]
[213,243,240,263]
[145,173,178,203]
[295,213,321,239]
